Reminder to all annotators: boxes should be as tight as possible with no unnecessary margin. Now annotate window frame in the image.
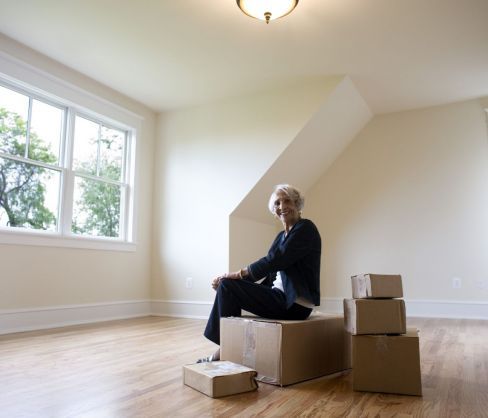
[0,70,138,252]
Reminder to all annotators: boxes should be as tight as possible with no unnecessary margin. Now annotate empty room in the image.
[0,1,487,416]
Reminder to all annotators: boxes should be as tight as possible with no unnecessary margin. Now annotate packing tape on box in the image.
[376,336,389,356]
[243,319,257,369]
[356,275,368,296]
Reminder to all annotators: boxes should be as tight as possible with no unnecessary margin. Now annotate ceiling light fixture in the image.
[236,0,299,24]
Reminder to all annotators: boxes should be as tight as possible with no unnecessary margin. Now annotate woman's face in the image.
[273,190,300,227]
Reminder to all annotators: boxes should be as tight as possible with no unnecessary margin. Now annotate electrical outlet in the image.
[475,279,487,290]
[452,277,462,289]
[185,277,193,289]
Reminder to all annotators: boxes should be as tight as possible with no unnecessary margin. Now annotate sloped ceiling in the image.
[0,0,487,113]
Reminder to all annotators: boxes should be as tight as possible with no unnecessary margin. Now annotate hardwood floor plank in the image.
[1,316,487,417]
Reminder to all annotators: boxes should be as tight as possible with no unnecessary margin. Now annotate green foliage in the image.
[72,164,121,238]
[0,107,57,229]
[72,135,122,238]
[0,106,122,237]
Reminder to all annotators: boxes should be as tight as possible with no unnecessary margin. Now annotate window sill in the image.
[0,229,136,252]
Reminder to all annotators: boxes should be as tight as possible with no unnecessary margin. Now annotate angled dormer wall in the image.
[153,77,351,312]
[229,77,372,272]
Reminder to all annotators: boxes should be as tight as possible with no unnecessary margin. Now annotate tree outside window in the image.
[0,82,131,240]
[71,116,126,238]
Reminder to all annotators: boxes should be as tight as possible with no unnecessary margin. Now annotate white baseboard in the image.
[151,299,212,319]
[317,297,344,314]
[146,297,488,320]
[319,297,488,320]
[404,298,488,319]
[2,297,486,336]
[0,300,151,335]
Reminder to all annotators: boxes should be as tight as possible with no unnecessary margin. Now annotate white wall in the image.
[152,78,342,306]
[231,77,372,224]
[306,99,488,305]
[229,216,279,272]
[2,33,487,328]
[228,77,372,279]
[0,36,156,315]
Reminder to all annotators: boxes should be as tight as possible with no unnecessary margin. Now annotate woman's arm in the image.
[211,267,249,290]
[247,220,320,281]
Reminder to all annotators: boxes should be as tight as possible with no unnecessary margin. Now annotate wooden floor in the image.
[1,316,487,417]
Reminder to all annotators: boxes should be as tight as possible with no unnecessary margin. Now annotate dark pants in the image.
[204,278,312,345]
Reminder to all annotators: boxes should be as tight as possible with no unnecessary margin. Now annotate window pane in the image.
[0,85,29,157]
[72,176,121,238]
[0,156,59,231]
[73,116,98,175]
[100,126,124,181]
[29,99,63,164]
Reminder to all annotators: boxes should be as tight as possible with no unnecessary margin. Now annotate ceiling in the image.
[0,0,487,114]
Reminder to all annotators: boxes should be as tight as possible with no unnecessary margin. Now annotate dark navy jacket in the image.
[247,218,321,308]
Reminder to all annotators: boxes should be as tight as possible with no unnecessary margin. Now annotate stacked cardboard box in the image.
[344,274,422,396]
[220,314,351,386]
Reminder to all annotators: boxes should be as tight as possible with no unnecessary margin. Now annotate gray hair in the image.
[268,184,305,215]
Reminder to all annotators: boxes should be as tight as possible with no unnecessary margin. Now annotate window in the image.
[0,79,135,249]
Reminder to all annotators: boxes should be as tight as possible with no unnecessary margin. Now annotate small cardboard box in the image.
[220,314,351,386]
[353,328,422,396]
[351,274,403,299]
[183,361,258,398]
[344,298,406,335]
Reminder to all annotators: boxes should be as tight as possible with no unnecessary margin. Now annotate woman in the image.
[200,184,321,362]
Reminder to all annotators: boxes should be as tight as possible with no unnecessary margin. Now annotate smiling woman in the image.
[199,184,322,363]
[269,184,304,232]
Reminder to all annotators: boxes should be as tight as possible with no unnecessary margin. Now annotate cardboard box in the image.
[344,298,406,335]
[183,361,258,398]
[353,328,422,396]
[351,274,403,299]
[220,314,351,386]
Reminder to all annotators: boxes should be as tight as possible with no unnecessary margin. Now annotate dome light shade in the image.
[236,0,299,24]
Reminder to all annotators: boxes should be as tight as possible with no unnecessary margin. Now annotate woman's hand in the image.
[211,271,241,290]
[211,275,224,290]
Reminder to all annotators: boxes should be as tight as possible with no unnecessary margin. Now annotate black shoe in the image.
[196,355,214,363]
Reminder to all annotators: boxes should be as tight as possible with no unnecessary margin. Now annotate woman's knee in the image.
[218,278,247,298]
[218,278,237,292]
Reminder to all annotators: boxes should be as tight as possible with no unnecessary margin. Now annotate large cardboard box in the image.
[353,328,422,396]
[220,314,351,386]
[344,298,406,335]
[351,274,403,299]
[183,361,258,398]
